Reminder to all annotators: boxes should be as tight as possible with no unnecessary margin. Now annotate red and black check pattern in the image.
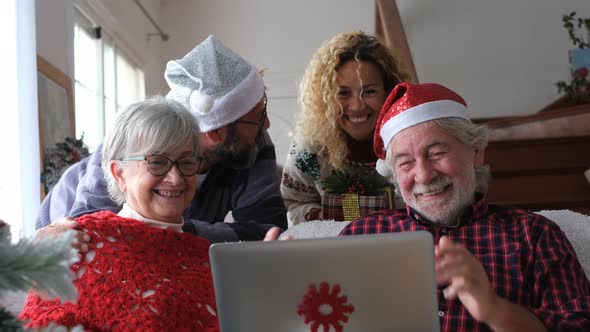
[322,192,390,221]
[340,197,590,331]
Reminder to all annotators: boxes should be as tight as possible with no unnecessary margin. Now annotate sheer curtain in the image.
[0,0,40,240]
[73,13,146,151]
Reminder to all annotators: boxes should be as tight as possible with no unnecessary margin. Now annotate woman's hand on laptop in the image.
[263,227,293,241]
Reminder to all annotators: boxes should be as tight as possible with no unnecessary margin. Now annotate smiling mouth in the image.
[415,184,451,198]
[346,114,370,123]
[154,190,183,198]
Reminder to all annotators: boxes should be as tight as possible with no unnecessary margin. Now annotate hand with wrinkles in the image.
[36,217,91,254]
[435,236,496,322]
[435,236,547,331]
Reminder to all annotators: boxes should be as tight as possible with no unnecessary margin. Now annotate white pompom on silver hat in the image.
[164,35,265,132]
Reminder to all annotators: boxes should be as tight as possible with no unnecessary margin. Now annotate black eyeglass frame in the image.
[234,95,268,135]
[121,154,202,177]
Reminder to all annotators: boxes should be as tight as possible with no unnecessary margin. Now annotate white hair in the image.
[101,96,201,205]
[384,118,491,193]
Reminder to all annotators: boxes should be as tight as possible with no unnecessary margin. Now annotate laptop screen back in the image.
[209,231,439,332]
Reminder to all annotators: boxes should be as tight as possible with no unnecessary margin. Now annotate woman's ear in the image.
[109,160,127,193]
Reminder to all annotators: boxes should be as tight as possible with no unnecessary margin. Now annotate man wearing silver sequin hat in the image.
[165,35,287,240]
[37,35,287,243]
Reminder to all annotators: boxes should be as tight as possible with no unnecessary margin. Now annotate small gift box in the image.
[322,190,392,221]
[321,167,393,221]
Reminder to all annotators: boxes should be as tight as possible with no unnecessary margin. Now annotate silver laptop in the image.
[209,231,440,332]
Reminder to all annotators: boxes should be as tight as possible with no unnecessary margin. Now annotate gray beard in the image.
[214,131,260,170]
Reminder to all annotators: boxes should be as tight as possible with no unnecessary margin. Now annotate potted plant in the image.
[41,136,90,195]
[321,167,393,221]
[556,11,590,104]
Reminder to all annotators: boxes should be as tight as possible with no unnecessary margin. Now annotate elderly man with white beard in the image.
[340,83,590,332]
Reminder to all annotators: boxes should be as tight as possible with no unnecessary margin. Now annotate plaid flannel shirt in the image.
[340,196,590,331]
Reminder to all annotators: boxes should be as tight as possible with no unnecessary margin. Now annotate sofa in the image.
[282,209,590,279]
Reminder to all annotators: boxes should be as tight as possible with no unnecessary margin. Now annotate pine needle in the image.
[0,228,78,302]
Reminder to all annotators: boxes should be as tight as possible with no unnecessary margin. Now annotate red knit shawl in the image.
[20,211,220,332]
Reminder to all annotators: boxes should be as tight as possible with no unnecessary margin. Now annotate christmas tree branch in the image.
[0,228,78,302]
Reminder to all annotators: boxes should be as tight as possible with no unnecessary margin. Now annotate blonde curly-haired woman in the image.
[281,31,411,226]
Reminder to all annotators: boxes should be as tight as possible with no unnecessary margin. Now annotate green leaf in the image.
[322,167,389,195]
[0,231,78,302]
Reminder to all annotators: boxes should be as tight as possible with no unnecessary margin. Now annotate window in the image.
[0,0,39,240]
[74,9,145,151]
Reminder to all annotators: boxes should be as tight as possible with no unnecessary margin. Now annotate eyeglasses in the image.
[121,154,202,177]
[234,96,267,135]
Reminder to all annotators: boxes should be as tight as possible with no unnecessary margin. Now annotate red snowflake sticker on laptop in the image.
[297,282,355,332]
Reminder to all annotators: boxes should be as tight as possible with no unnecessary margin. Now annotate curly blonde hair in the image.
[295,31,411,169]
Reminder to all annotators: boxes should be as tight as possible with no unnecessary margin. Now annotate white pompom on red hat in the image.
[373,83,470,175]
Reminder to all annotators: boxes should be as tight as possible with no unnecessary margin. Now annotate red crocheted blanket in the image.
[20,211,220,332]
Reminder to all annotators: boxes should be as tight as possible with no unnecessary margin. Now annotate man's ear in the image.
[110,160,127,193]
[202,127,227,145]
[473,147,485,168]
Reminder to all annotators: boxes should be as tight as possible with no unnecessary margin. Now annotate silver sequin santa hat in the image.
[165,35,265,132]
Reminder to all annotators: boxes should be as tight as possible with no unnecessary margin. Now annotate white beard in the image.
[404,170,477,225]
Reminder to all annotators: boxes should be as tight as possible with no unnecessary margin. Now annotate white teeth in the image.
[413,177,453,196]
[422,190,443,197]
[416,186,448,197]
[156,190,182,197]
[347,115,369,123]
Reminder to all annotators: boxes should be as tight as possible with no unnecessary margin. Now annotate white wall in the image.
[35,0,164,95]
[398,0,590,118]
[35,0,74,77]
[159,0,374,166]
[157,0,590,164]
[34,0,590,165]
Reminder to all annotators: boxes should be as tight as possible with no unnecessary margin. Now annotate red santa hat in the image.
[374,83,469,175]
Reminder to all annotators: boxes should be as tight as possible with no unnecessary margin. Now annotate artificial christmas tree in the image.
[0,220,78,331]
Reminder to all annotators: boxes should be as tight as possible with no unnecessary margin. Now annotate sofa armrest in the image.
[282,220,350,239]
[537,209,590,279]
[283,211,590,280]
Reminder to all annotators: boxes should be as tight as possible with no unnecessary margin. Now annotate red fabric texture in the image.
[340,196,590,331]
[20,211,220,332]
[373,83,468,159]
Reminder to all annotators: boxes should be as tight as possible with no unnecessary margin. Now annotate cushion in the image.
[537,210,590,279]
[283,210,590,279]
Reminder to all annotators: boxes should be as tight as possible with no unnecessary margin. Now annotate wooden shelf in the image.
[475,97,590,129]
[485,135,590,212]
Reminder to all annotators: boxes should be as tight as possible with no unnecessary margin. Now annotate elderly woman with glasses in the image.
[20,97,220,331]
